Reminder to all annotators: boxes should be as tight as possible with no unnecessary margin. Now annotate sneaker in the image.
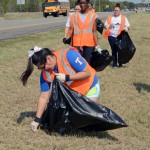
[112,65,117,68]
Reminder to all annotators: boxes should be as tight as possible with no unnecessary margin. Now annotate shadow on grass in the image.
[133,82,150,93]
[67,130,118,141]
[141,37,150,40]
[17,111,118,141]
[17,111,36,124]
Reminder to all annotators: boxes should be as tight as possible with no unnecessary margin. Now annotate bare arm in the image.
[69,65,91,81]
[36,91,51,119]
[64,27,70,38]
[93,19,98,46]
[64,16,70,38]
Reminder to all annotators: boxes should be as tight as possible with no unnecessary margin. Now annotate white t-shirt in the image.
[104,15,130,37]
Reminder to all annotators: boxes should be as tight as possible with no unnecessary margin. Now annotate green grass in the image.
[1,12,43,20]
[0,12,150,150]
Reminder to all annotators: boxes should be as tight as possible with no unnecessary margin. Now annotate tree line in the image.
[0,0,43,13]
[0,0,140,14]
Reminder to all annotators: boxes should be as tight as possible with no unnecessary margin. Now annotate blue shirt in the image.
[40,49,98,92]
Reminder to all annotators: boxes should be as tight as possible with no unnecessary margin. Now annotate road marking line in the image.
[0,20,65,31]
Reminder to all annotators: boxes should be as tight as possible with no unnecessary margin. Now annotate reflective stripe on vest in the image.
[119,15,125,34]
[60,49,75,75]
[74,12,94,35]
[44,49,75,85]
[60,49,75,85]
[45,71,53,82]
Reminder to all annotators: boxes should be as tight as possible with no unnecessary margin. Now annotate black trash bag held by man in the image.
[90,50,112,71]
[41,79,127,134]
[65,37,72,45]
[97,18,104,34]
[115,31,136,64]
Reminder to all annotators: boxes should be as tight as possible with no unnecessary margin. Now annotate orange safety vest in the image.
[70,12,97,47]
[104,15,126,39]
[42,47,96,95]
[68,14,73,37]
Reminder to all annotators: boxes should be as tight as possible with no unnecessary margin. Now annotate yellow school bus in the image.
[42,0,70,17]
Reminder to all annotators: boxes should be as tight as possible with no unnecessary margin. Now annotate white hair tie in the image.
[28,46,42,58]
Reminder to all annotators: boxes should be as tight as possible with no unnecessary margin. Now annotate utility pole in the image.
[99,0,100,12]
[93,0,96,8]
[20,0,22,12]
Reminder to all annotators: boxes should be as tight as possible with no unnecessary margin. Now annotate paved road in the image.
[0,12,130,40]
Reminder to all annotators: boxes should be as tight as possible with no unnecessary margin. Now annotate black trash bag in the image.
[90,50,112,71]
[115,31,136,64]
[65,37,71,45]
[97,18,104,34]
[41,79,127,134]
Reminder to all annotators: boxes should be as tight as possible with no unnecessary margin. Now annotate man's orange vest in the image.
[42,47,96,95]
[104,15,126,39]
[70,12,97,47]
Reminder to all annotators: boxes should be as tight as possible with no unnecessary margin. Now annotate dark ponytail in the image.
[20,47,53,86]
[20,57,34,86]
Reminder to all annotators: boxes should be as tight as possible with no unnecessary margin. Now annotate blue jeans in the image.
[75,46,95,64]
[108,36,121,67]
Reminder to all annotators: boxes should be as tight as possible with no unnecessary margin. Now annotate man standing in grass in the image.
[63,0,99,64]
[104,3,130,68]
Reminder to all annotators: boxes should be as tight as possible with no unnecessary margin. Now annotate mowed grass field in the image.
[0,12,150,150]
[0,12,43,20]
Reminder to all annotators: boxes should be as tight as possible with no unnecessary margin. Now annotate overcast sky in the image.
[109,0,150,3]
